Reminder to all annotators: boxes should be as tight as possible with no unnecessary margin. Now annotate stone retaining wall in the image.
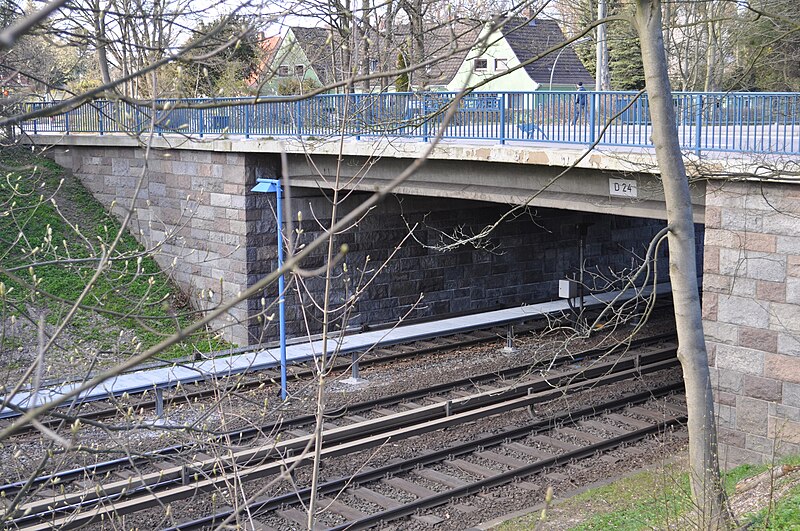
[51,145,256,345]
[704,180,800,466]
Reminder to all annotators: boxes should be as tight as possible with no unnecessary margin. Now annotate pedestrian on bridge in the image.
[573,82,587,125]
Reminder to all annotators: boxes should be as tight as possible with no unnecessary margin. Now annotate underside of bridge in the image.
[248,185,678,343]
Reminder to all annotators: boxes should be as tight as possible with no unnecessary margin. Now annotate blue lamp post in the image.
[251,178,288,400]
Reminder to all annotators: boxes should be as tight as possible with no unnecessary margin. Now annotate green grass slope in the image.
[0,148,225,383]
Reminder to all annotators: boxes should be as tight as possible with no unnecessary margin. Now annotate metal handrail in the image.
[19,90,800,156]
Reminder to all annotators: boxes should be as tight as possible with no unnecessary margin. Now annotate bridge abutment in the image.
[52,145,266,345]
[704,180,800,466]
[47,141,674,349]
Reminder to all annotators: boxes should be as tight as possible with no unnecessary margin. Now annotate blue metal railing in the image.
[19,91,800,155]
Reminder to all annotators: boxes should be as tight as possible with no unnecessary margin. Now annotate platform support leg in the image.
[502,324,516,353]
[351,352,360,380]
[155,387,164,419]
[341,352,366,386]
[527,388,536,418]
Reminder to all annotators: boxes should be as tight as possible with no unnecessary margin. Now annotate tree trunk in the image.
[595,0,610,90]
[704,9,720,92]
[633,0,732,528]
[360,0,370,93]
[399,0,424,87]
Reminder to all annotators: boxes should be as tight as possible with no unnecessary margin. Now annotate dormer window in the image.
[495,58,508,72]
[294,64,305,76]
[474,58,488,71]
[277,65,289,76]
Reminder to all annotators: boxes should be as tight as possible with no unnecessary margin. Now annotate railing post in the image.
[245,103,251,138]
[589,92,597,145]
[355,94,361,141]
[694,93,703,157]
[199,106,205,138]
[99,102,104,135]
[65,109,70,135]
[499,93,506,145]
[295,100,303,137]
[422,94,429,143]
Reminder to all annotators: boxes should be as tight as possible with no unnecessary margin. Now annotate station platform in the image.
[1,283,671,418]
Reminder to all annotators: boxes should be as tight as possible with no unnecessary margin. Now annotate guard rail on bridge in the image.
[19,91,800,156]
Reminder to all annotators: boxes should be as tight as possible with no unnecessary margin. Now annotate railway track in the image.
[172,385,686,530]
[4,338,681,530]
[0,321,544,434]
[0,331,676,499]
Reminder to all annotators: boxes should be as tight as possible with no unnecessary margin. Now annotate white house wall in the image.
[446,28,539,93]
[267,29,322,91]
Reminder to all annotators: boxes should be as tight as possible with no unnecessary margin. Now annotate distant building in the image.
[257,17,591,94]
[449,17,594,92]
[247,34,282,90]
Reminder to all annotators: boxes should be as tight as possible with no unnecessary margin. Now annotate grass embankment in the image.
[0,149,224,379]
[499,455,800,530]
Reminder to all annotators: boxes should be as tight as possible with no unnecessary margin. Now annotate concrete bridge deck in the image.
[35,132,727,222]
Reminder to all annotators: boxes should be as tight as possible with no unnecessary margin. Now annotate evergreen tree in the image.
[565,0,645,90]
[179,16,261,97]
[608,11,645,90]
[395,52,410,92]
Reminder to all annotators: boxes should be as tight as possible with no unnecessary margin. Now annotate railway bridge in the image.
[24,89,800,465]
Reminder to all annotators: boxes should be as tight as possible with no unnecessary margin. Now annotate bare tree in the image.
[634,0,732,526]
[731,0,800,90]
[660,0,738,91]
[12,0,797,527]
[0,4,494,529]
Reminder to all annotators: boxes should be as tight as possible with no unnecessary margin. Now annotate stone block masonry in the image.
[246,185,681,343]
[51,144,679,348]
[705,180,800,466]
[52,145,256,345]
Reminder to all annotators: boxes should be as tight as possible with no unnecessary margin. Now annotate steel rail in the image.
[169,381,686,530]
[8,347,677,519]
[9,355,681,529]
[0,314,551,430]
[0,331,675,497]
[334,413,687,530]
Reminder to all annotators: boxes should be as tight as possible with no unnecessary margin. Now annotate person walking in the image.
[572,82,587,125]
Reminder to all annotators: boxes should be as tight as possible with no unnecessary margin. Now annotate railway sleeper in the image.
[159,383,684,531]
[8,351,680,527]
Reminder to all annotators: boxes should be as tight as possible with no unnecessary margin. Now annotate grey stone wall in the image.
[705,180,800,467]
[246,188,680,342]
[51,144,683,348]
[51,145,256,345]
